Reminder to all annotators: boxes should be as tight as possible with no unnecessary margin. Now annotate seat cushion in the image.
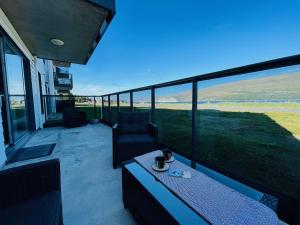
[117,134,157,163]
[118,112,149,134]
[0,191,62,225]
[118,134,155,145]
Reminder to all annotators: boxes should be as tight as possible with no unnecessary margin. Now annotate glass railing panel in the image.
[56,67,69,74]
[197,65,300,198]
[110,95,118,124]
[95,97,102,119]
[103,96,109,121]
[43,95,102,124]
[119,93,131,112]
[57,78,72,85]
[155,83,193,156]
[75,96,95,120]
[133,90,151,117]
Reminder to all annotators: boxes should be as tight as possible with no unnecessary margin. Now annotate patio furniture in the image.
[56,99,75,113]
[63,107,87,128]
[298,197,300,225]
[112,112,158,169]
[0,158,63,225]
[122,151,281,225]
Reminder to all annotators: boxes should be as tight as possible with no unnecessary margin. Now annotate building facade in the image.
[0,10,62,164]
[0,0,115,165]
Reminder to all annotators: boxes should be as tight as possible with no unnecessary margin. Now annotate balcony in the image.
[3,55,300,225]
[54,75,73,91]
[2,123,290,225]
[54,69,73,91]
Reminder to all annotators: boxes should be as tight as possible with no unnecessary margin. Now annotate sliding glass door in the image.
[3,42,29,142]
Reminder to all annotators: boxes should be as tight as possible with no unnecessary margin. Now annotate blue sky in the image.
[70,0,300,95]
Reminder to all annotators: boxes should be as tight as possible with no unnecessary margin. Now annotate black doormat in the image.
[6,144,56,163]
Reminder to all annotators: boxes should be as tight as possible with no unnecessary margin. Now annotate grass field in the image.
[72,101,300,198]
[74,103,102,120]
[136,102,300,198]
[73,71,300,198]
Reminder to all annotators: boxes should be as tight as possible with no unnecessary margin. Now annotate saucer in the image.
[152,163,169,172]
[165,156,175,163]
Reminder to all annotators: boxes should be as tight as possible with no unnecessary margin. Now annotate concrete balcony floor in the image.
[2,124,288,225]
[3,124,136,225]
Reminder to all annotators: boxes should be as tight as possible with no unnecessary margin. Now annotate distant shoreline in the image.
[147,99,300,104]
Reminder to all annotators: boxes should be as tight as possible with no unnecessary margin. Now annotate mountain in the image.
[159,71,300,102]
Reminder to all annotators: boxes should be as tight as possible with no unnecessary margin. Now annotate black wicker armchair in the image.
[298,196,300,225]
[63,107,87,128]
[0,159,63,225]
[112,112,158,169]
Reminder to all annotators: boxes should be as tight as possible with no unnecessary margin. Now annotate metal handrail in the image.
[93,54,300,202]
[41,54,300,205]
[100,54,300,97]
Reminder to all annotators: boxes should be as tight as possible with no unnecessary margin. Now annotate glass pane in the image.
[9,96,27,140]
[197,65,300,198]
[155,83,192,156]
[95,97,102,119]
[133,90,151,116]
[5,43,28,141]
[110,95,118,124]
[119,93,131,111]
[75,96,94,120]
[103,96,109,121]
[45,95,61,122]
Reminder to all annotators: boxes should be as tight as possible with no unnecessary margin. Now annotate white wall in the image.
[47,62,57,96]
[46,62,58,115]
[31,58,43,129]
[0,9,55,164]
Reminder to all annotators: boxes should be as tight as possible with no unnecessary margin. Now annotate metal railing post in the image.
[101,96,104,120]
[117,93,120,112]
[130,91,133,112]
[93,96,96,118]
[151,87,155,123]
[108,95,111,122]
[191,80,198,168]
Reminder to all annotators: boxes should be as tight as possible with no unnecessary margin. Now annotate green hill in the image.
[165,71,300,101]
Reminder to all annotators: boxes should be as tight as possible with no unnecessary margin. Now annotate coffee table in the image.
[123,161,208,225]
[122,151,285,225]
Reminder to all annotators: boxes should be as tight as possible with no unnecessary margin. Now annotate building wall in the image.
[46,61,58,116]
[0,10,54,164]
[47,62,57,96]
